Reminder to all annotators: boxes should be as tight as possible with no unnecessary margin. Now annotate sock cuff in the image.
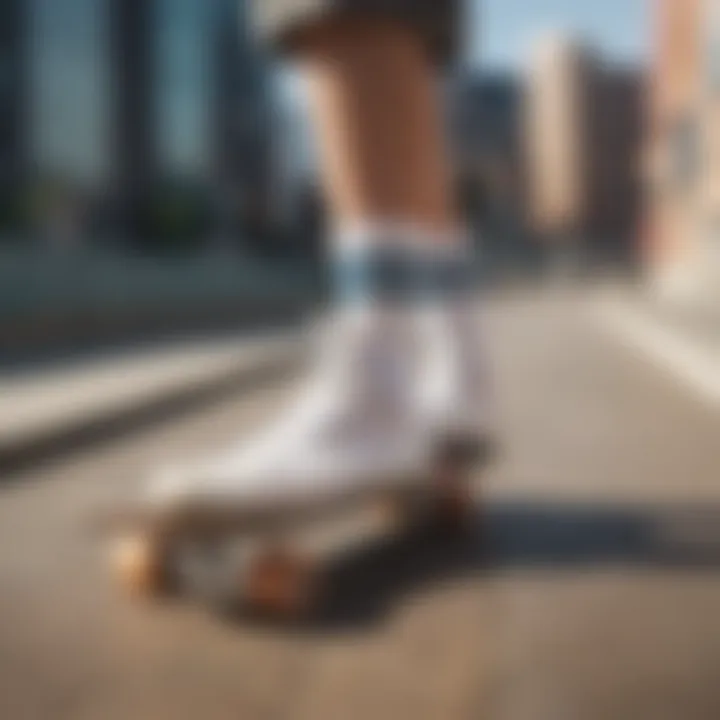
[332,245,476,305]
[330,221,477,304]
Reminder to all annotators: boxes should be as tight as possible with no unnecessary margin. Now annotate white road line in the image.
[594,300,720,410]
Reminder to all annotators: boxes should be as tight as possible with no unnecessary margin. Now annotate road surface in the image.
[1,290,719,720]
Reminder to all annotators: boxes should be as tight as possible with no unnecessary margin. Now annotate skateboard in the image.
[95,437,493,620]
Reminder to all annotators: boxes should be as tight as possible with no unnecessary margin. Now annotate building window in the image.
[156,0,212,179]
[31,0,108,185]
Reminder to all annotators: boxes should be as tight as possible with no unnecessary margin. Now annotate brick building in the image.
[646,0,720,298]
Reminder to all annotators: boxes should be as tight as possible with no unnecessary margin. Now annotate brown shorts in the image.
[252,0,459,65]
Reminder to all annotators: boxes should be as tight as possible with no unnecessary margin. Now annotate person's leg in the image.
[148,4,490,507]
[291,16,494,454]
[295,17,455,233]
[114,5,489,608]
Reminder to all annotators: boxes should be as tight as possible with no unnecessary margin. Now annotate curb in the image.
[0,338,304,478]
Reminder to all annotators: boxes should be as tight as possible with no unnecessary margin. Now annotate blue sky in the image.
[471,0,649,69]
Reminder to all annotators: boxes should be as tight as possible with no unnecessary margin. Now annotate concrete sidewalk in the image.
[1,289,719,720]
[0,332,303,474]
[594,285,720,409]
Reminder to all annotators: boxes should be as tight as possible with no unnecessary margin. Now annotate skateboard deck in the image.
[95,444,491,619]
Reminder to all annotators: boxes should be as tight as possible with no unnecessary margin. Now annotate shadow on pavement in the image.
[234,500,720,635]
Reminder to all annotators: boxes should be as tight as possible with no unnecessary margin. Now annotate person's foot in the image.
[419,297,495,461]
[146,305,433,510]
[414,235,497,465]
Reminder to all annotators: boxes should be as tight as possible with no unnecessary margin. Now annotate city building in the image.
[523,35,643,263]
[3,0,271,249]
[590,68,644,260]
[450,72,524,212]
[110,0,273,248]
[523,37,593,245]
[0,0,28,232]
[211,0,274,249]
[110,0,156,239]
[646,0,720,298]
[448,72,533,267]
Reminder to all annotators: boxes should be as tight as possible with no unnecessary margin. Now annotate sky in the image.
[472,0,650,70]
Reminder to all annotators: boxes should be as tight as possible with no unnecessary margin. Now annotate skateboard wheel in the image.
[432,463,474,531]
[435,484,474,529]
[111,534,176,598]
[244,549,316,619]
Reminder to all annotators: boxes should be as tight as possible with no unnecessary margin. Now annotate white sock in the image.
[321,220,434,419]
[399,226,495,438]
[332,220,494,437]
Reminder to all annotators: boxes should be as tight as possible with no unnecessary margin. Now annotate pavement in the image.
[0,287,719,719]
[594,284,720,407]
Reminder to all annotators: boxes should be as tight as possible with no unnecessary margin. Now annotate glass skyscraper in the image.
[31,0,109,186]
[11,0,270,245]
[0,0,27,206]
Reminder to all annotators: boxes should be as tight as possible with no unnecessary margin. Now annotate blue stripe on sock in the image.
[427,256,476,296]
[333,249,476,303]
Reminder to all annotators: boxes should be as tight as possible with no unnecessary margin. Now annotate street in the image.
[1,290,719,720]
